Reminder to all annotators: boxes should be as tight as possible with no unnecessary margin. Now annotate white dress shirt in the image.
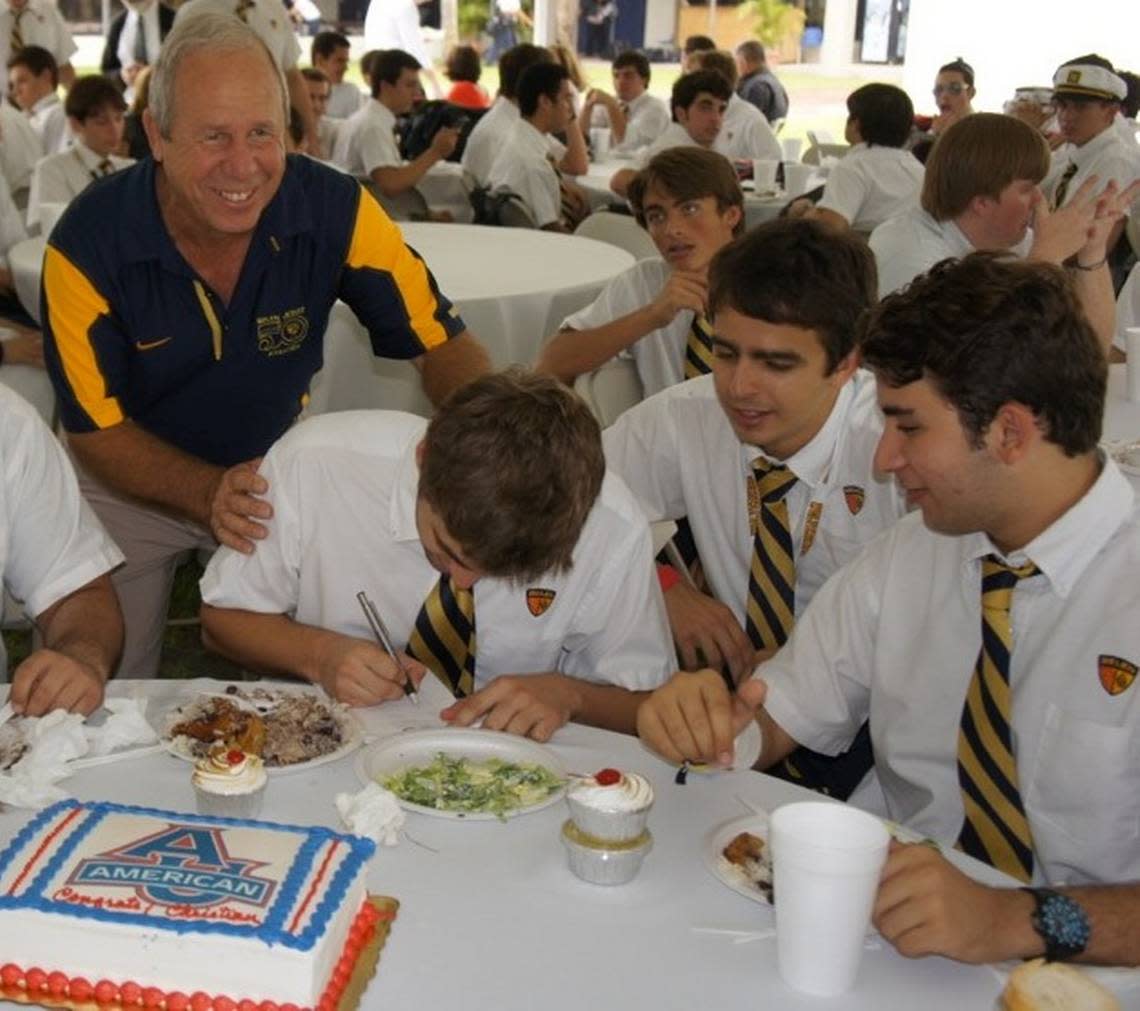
[713,94,781,163]
[1043,124,1140,213]
[327,80,365,121]
[0,175,26,270]
[487,118,562,228]
[331,98,400,176]
[115,3,162,76]
[815,143,924,232]
[0,0,76,72]
[869,204,1032,298]
[363,0,428,66]
[634,121,699,168]
[0,384,123,677]
[606,90,670,153]
[0,100,42,196]
[26,142,134,232]
[462,96,565,187]
[28,94,67,157]
[561,257,696,398]
[762,459,1140,887]
[201,410,675,692]
[603,371,906,623]
[174,0,300,70]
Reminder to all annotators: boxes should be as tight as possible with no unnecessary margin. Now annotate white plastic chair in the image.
[572,357,644,429]
[575,211,661,262]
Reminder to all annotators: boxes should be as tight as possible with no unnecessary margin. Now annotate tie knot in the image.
[752,459,796,502]
[981,555,1038,607]
[98,158,112,176]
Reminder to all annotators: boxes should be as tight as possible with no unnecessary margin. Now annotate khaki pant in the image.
[77,466,216,677]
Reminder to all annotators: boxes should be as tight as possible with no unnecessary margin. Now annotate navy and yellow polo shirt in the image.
[42,154,466,467]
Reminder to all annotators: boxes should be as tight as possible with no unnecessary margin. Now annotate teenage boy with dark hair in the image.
[607,218,906,801]
[7,45,66,154]
[27,75,133,232]
[581,50,669,153]
[201,369,673,740]
[311,29,361,119]
[539,147,743,394]
[610,69,732,198]
[695,49,782,163]
[639,253,1140,967]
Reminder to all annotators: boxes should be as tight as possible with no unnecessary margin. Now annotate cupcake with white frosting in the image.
[192,746,267,819]
[566,767,653,843]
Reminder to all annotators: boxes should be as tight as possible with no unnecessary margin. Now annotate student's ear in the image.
[723,202,743,232]
[829,347,860,385]
[988,401,1039,463]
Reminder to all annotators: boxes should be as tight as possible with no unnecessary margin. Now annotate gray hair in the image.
[148,11,289,137]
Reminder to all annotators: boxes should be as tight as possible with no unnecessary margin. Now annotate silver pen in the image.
[355,590,419,705]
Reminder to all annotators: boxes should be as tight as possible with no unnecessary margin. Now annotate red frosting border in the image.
[0,899,385,1011]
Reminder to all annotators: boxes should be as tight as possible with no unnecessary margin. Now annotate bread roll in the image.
[1000,958,1120,1011]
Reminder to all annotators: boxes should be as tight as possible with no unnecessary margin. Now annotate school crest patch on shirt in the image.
[843,485,865,515]
[1098,655,1137,696]
[526,588,555,616]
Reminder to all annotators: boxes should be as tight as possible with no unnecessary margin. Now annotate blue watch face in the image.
[1034,889,1090,958]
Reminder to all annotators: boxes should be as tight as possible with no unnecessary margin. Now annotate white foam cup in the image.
[590,127,612,159]
[781,137,803,162]
[770,801,890,997]
[782,162,814,197]
[1126,327,1140,403]
[752,158,779,191]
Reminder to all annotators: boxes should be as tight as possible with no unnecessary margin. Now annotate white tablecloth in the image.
[307,224,635,417]
[0,677,1013,1011]
[417,161,474,223]
[8,237,44,325]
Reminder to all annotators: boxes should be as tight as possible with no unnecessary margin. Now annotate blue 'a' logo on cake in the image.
[66,824,277,909]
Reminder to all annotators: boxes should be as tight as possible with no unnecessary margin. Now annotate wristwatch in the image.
[1022,887,1091,962]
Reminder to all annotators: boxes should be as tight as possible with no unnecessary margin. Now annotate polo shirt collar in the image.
[119,153,315,270]
[962,455,1133,598]
[742,374,857,489]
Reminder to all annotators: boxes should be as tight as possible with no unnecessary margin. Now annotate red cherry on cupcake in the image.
[594,768,622,786]
[226,749,245,765]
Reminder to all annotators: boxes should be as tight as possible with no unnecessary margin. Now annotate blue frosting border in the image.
[0,799,376,951]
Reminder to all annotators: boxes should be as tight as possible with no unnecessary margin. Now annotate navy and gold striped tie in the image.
[1051,162,1077,211]
[956,555,1039,882]
[744,459,797,650]
[406,575,476,698]
[9,9,24,53]
[684,314,715,379]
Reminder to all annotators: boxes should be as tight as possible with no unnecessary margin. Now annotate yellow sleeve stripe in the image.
[43,244,124,429]
[344,188,451,351]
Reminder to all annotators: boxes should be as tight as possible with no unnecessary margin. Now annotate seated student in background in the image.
[789,83,922,234]
[300,66,339,161]
[332,48,459,209]
[8,46,67,156]
[0,174,43,360]
[311,30,362,120]
[26,75,133,233]
[200,369,674,740]
[695,49,782,164]
[639,253,1140,968]
[487,62,585,232]
[869,112,1138,354]
[734,40,788,124]
[581,50,669,155]
[0,98,44,209]
[538,147,743,393]
[609,69,731,198]
[462,43,587,187]
[444,44,489,109]
[608,219,905,801]
[0,384,123,718]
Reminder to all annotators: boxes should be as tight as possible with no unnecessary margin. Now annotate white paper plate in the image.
[703,813,774,904]
[162,685,362,775]
[670,719,763,778]
[354,727,568,820]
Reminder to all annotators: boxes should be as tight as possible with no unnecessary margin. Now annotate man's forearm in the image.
[200,604,339,684]
[559,118,589,177]
[38,575,123,680]
[753,705,798,770]
[416,330,491,405]
[1071,261,1116,356]
[566,677,651,735]
[67,421,223,528]
[537,304,667,382]
[370,151,441,198]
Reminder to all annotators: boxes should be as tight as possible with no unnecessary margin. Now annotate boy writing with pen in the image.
[602,218,906,802]
[198,370,675,741]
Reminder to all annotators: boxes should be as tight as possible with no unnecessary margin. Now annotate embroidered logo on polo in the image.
[843,485,865,515]
[66,823,277,909]
[526,588,556,616]
[256,307,310,356]
[1098,655,1137,696]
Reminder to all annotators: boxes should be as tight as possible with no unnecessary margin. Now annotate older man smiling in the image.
[41,12,489,678]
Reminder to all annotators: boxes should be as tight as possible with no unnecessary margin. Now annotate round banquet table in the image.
[306,224,635,418]
[8,237,44,325]
[0,677,1030,1011]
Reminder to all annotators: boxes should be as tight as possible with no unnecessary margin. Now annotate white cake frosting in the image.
[192,748,267,796]
[568,771,653,813]
[0,800,376,1008]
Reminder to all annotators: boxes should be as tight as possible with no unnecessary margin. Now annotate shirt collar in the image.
[516,117,552,156]
[30,93,59,115]
[740,375,858,488]
[1058,123,1122,165]
[119,153,315,268]
[961,455,1134,597]
[934,211,980,258]
[71,141,102,171]
[368,98,397,131]
[391,436,421,542]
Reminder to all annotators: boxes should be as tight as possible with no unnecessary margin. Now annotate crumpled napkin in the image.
[0,696,161,810]
[336,782,406,847]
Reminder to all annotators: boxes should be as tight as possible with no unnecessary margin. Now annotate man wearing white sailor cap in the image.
[1042,54,1140,264]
